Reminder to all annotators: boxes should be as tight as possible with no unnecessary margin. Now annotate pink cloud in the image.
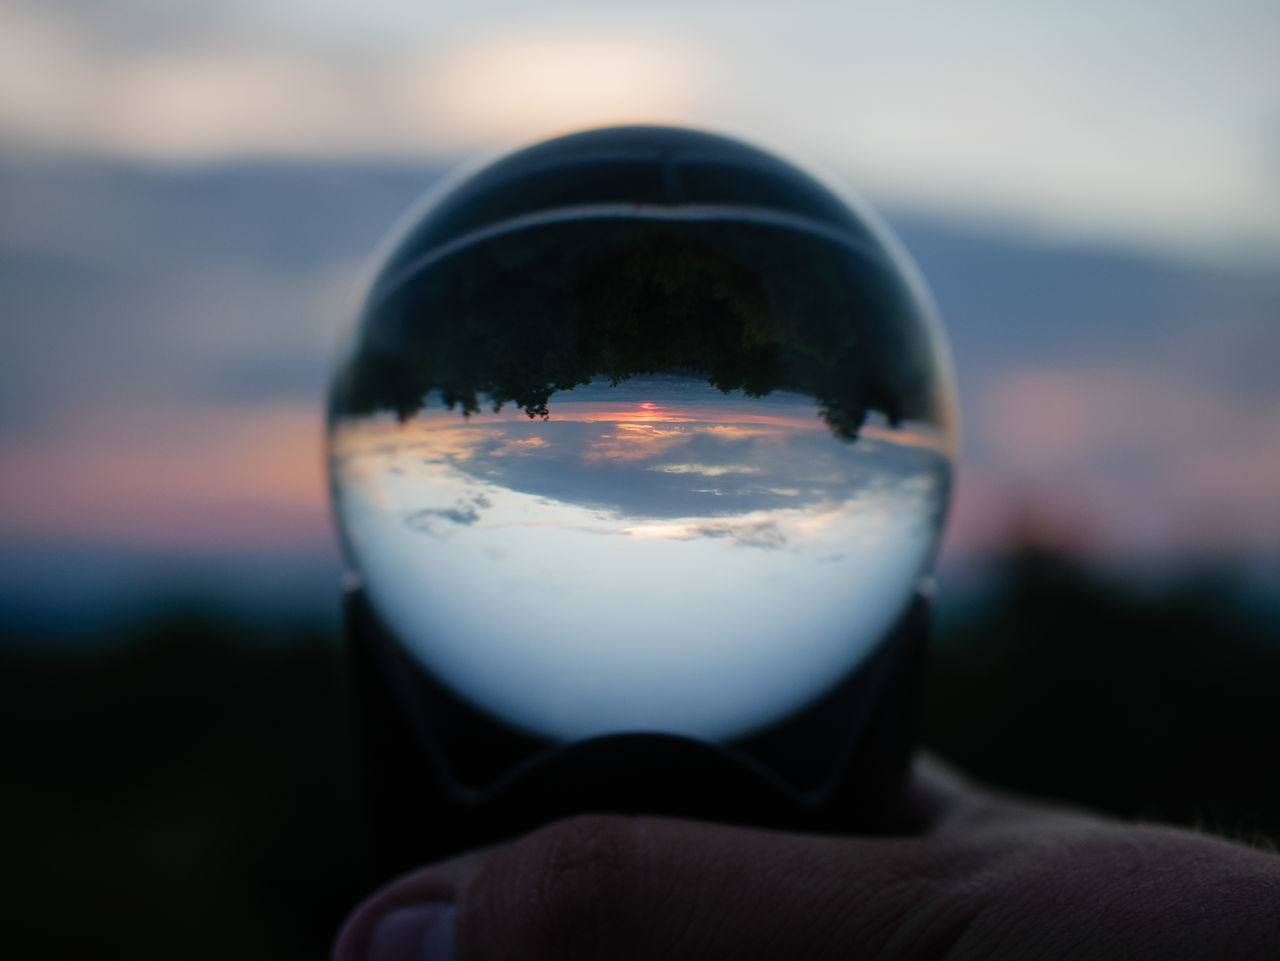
[0,402,331,551]
[964,366,1280,557]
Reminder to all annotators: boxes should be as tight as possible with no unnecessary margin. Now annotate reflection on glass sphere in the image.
[328,126,957,743]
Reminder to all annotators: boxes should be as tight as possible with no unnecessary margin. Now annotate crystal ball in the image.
[328,126,957,744]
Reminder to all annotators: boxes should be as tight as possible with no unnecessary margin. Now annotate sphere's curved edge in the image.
[368,124,874,286]
[367,202,897,311]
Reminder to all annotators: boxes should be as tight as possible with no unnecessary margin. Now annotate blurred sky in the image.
[5,0,1279,258]
[1,0,1278,625]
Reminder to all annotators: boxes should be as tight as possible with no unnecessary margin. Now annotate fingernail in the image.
[367,903,456,961]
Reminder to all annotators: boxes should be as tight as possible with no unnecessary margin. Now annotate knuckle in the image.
[528,815,645,958]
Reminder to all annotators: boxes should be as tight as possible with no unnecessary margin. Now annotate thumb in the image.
[333,814,971,961]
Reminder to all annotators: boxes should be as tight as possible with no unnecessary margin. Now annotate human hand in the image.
[332,758,1280,960]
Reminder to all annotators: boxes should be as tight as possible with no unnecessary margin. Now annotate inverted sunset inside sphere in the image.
[327,126,957,743]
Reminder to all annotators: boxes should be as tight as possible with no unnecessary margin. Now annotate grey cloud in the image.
[686,520,787,549]
[405,505,478,534]
[9,0,247,54]
[403,493,491,535]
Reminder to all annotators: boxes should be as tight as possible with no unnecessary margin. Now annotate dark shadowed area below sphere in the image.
[4,549,1279,960]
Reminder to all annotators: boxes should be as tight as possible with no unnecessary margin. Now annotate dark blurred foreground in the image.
[3,550,1278,960]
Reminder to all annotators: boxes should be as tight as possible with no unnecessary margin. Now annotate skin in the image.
[332,759,1280,960]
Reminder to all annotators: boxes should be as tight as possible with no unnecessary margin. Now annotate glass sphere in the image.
[328,126,957,745]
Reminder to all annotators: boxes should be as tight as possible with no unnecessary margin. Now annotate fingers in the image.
[332,759,1280,961]
[334,813,978,961]
[331,848,490,961]
[330,757,1096,961]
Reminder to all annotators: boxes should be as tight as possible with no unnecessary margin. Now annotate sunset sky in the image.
[1,0,1277,625]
